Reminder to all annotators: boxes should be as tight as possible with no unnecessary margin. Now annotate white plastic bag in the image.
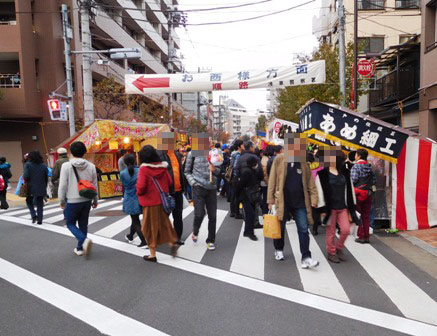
[182,194,190,209]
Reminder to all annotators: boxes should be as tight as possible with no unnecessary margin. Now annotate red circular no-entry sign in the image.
[357,59,375,78]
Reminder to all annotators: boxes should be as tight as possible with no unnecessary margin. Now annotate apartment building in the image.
[312,0,421,119]
[419,0,437,140]
[0,0,181,180]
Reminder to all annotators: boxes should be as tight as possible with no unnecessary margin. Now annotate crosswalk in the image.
[1,197,437,326]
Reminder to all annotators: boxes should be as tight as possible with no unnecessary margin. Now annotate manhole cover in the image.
[93,210,124,217]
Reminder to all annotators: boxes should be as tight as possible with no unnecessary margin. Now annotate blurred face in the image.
[318,147,342,168]
[285,134,307,162]
[157,132,175,151]
[192,133,211,156]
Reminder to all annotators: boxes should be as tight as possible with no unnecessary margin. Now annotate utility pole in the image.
[80,0,94,126]
[197,67,201,121]
[353,0,358,110]
[61,4,75,136]
[167,7,173,124]
[338,0,346,107]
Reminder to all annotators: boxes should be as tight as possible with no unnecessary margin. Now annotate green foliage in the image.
[256,114,267,131]
[277,42,358,123]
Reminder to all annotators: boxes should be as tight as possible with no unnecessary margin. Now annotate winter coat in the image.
[318,167,359,225]
[350,160,376,186]
[267,153,318,223]
[184,152,218,190]
[58,158,98,204]
[51,154,69,184]
[23,162,48,197]
[235,151,262,178]
[159,150,184,194]
[261,156,269,186]
[137,162,172,207]
[236,166,264,203]
[120,167,141,215]
[0,163,12,186]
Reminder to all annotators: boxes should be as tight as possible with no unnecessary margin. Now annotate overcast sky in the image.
[176,0,321,112]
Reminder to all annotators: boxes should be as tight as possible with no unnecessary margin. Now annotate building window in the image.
[395,0,420,9]
[358,36,385,54]
[399,34,414,43]
[358,0,385,10]
[425,0,437,52]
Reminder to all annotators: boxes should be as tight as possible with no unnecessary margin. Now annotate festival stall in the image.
[266,118,299,144]
[52,120,170,199]
[298,100,437,230]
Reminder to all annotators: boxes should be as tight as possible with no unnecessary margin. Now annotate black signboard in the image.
[299,101,409,163]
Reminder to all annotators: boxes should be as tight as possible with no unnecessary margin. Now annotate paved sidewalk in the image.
[400,228,437,257]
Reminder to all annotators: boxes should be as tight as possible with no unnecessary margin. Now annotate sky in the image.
[175,0,321,112]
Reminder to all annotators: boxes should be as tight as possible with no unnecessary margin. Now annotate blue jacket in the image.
[120,167,142,215]
[0,163,12,185]
[23,162,48,197]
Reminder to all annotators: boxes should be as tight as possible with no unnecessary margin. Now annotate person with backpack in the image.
[230,140,244,219]
[23,151,48,225]
[184,133,219,250]
[137,145,178,262]
[0,157,12,210]
[121,154,147,249]
[317,148,359,263]
[236,156,264,241]
[350,148,375,244]
[58,142,98,257]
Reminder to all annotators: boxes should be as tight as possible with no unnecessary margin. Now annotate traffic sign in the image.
[357,59,375,78]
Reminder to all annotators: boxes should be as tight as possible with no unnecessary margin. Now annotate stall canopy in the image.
[267,118,299,143]
[53,120,170,153]
[298,100,437,231]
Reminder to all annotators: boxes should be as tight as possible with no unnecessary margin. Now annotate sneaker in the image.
[125,234,134,243]
[192,234,198,243]
[74,248,83,256]
[138,242,149,249]
[274,250,285,261]
[243,233,258,241]
[207,243,216,251]
[327,253,340,263]
[83,238,93,259]
[301,257,319,269]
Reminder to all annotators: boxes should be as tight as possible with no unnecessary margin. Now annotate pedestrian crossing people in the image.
[137,145,178,262]
[267,133,319,268]
[51,148,69,199]
[230,139,244,219]
[58,142,97,258]
[0,157,12,210]
[157,132,185,246]
[317,147,359,263]
[184,133,219,250]
[23,151,48,225]
[121,154,147,249]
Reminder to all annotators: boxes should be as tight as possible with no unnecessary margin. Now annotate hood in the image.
[59,153,68,159]
[0,163,11,169]
[141,162,169,177]
[70,158,90,171]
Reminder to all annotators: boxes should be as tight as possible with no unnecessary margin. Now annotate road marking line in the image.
[1,215,437,335]
[0,257,168,336]
[170,206,194,223]
[176,209,227,262]
[93,216,131,238]
[230,225,265,280]
[287,223,350,303]
[344,238,437,325]
[4,203,60,216]
[46,215,105,225]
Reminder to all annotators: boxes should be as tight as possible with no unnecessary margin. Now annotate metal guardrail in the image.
[0,74,21,88]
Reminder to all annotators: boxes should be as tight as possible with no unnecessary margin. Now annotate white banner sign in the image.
[125,60,325,94]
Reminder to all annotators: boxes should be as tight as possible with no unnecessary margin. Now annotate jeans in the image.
[26,196,44,222]
[65,201,92,250]
[274,207,312,260]
[357,195,372,240]
[242,199,255,235]
[192,186,217,243]
[128,214,146,244]
[172,191,184,239]
[326,209,350,255]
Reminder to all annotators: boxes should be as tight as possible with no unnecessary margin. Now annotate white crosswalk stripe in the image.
[1,199,436,326]
[3,203,60,216]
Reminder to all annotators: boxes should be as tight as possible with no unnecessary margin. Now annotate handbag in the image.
[151,177,176,215]
[244,185,261,205]
[263,211,281,239]
[18,179,28,198]
[182,194,190,209]
[72,166,98,200]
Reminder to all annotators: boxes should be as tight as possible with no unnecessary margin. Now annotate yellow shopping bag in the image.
[263,213,281,239]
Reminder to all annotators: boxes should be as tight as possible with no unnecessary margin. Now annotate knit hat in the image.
[57,148,67,154]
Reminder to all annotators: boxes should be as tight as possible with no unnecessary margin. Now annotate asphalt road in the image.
[0,197,436,336]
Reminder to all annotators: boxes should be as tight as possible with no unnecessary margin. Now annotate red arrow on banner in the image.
[132,76,170,92]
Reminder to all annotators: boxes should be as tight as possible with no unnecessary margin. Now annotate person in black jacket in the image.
[0,157,12,210]
[157,132,185,245]
[236,156,264,241]
[317,148,359,263]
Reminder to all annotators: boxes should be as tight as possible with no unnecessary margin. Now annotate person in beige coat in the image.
[267,134,319,268]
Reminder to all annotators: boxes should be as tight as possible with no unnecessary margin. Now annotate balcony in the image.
[395,0,420,8]
[0,1,16,25]
[358,0,385,10]
[0,73,21,88]
[369,64,419,107]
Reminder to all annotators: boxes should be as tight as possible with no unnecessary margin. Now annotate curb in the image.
[399,233,437,257]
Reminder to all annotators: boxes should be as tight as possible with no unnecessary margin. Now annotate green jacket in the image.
[52,154,69,184]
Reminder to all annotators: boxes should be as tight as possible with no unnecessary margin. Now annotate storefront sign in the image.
[299,101,409,163]
[109,140,118,150]
[125,61,326,94]
[357,59,375,78]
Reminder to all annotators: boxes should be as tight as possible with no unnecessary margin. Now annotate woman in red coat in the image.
[137,145,178,262]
